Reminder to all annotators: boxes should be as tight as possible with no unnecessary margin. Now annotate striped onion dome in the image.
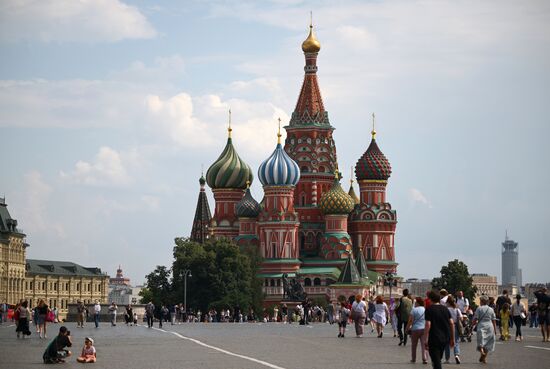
[355,137,392,181]
[319,173,355,215]
[206,136,253,189]
[236,186,261,218]
[258,143,300,186]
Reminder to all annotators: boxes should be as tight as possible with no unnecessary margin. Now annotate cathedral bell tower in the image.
[284,22,338,257]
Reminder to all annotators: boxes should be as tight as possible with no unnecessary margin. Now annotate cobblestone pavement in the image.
[0,321,548,369]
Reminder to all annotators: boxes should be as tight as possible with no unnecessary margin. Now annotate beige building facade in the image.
[25,259,109,320]
[0,199,28,305]
[472,273,498,305]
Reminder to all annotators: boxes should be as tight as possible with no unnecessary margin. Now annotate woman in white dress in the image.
[373,295,390,338]
[472,295,497,363]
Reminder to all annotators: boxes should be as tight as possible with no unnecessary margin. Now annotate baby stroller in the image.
[460,313,473,342]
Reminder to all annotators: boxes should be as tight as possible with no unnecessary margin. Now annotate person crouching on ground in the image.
[77,337,97,363]
[43,326,72,364]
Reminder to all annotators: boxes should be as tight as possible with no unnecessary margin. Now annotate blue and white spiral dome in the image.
[258,143,301,186]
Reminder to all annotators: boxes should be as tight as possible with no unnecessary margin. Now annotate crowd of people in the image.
[1,286,549,366]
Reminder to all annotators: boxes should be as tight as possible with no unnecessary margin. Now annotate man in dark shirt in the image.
[43,326,72,363]
[424,291,454,369]
[534,288,550,342]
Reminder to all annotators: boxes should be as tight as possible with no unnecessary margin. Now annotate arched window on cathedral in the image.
[318,166,325,173]
[313,278,321,286]
[300,233,305,251]
[304,278,312,286]
[300,192,306,206]
[270,279,275,287]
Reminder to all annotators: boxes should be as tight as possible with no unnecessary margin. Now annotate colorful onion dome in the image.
[258,123,300,187]
[302,24,321,53]
[236,184,261,218]
[355,115,391,181]
[206,122,253,189]
[319,172,356,215]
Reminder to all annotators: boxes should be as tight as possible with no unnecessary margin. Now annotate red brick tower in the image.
[283,23,338,257]
[257,124,302,275]
[349,115,398,274]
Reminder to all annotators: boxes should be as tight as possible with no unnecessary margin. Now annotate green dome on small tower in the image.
[206,113,253,189]
[319,171,355,215]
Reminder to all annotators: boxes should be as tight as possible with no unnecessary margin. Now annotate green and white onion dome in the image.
[206,135,253,189]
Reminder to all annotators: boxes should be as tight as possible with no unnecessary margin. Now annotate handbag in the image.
[46,310,55,322]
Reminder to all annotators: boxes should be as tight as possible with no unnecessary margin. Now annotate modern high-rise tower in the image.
[501,232,522,288]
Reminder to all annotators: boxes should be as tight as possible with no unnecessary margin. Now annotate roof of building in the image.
[297,267,341,279]
[336,254,361,284]
[190,174,213,243]
[0,199,26,239]
[355,133,392,181]
[206,122,253,189]
[258,142,301,187]
[236,186,261,218]
[319,172,355,215]
[26,259,108,277]
[288,26,330,128]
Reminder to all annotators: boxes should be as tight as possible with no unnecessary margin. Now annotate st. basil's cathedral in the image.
[190,23,399,304]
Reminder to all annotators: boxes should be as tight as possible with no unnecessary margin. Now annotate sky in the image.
[1,0,549,285]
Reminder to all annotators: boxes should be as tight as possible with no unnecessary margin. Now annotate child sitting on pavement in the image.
[77,337,97,363]
[43,326,72,364]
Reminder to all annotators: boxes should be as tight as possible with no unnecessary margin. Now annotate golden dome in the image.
[302,25,321,53]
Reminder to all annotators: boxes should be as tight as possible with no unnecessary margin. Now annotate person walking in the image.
[499,303,511,341]
[108,302,117,326]
[390,298,398,338]
[125,305,133,325]
[337,301,350,338]
[406,297,427,364]
[444,296,462,364]
[423,291,454,369]
[93,300,101,328]
[327,302,335,325]
[472,295,497,364]
[456,291,469,315]
[351,294,367,337]
[145,301,155,328]
[16,300,32,338]
[373,295,390,338]
[76,300,86,328]
[368,296,376,333]
[495,290,511,337]
[397,289,413,346]
[36,299,50,339]
[511,294,526,341]
[529,303,538,328]
[534,288,550,342]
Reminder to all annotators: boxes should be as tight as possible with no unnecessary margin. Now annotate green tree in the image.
[432,259,477,304]
[140,265,172,304]
[171,237,263,314]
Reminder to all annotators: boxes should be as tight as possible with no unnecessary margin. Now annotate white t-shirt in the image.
[440,295,449,305]
[456,297,469,313]
[352,300,367,313]
[94,304,101,314]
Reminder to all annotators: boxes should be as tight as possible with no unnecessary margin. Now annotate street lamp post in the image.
[182,269,192,316]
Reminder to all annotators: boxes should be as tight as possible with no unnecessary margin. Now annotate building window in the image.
[304,278,312,286]
[76,283,80,292]
[313,278,321,286]
[98,284,101,292]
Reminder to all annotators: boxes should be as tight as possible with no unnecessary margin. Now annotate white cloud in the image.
[16,171,67,238]
[408,188,432,208]
[0,0,157,43]
[60,146,135,187]
[141,195,160,211]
